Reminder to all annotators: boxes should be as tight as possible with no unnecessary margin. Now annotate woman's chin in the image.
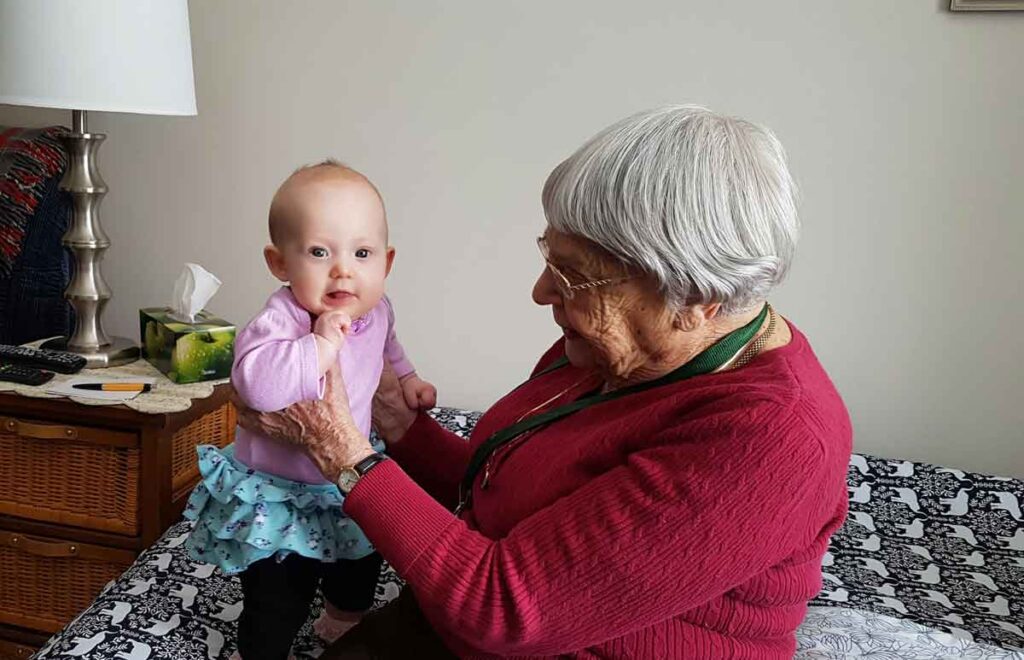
[563,334,594,369]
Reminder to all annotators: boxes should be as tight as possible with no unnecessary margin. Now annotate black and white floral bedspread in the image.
[810,453,1024,651]
[797,607,1020,658]
[33,409,1024,658]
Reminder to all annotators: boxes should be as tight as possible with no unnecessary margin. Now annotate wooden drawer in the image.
[0,531,135,634]
[0,638,35,660]
[0,416,140,535]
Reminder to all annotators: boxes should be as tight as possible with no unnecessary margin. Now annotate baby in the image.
[184,161,435,660]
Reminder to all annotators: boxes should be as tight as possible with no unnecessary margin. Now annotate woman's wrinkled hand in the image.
[232,367,375,482]
[372,362,419,446]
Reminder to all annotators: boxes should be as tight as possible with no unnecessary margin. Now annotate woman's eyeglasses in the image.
[536,236,635,300]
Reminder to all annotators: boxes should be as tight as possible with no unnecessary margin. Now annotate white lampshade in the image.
[0,0,197,116]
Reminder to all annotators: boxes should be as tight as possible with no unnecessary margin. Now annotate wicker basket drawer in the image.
[0,416,140,535]
[0,638,35,660]
[0,531,135,634]
[171,404,235,500]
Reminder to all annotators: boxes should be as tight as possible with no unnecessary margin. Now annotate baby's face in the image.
[270,175,393,319]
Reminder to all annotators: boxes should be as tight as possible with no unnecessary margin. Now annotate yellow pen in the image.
[72,383,152,393]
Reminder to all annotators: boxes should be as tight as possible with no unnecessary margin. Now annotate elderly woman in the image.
[235,105,852,659]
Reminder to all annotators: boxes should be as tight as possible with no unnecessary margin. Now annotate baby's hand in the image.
[314,310,353,352]
[399,373,437,410]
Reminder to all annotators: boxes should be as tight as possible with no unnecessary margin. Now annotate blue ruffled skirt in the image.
[183,444,376,574]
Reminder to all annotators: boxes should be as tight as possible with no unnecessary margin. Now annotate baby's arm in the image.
[382,297,437,409]
[312,309,352,376]
[232,308,327,412]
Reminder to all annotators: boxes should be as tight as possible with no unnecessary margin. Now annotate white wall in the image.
[2,1,1022,476]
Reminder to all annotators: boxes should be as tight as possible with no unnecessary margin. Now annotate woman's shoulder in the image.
[760,320,851,438]
[710,319,844,409]
[660,321,851,463]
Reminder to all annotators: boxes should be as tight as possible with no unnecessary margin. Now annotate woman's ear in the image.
[673,302,723,331]
[673,306,700,332]
[384,246,396,277]
[264,245,289,282]
[701,303,723,322]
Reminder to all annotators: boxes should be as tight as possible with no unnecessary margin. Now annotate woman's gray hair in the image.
[542,105,799,315]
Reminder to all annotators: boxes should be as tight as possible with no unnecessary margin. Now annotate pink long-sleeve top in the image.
[232,287,414,484]
[343,325,852,658]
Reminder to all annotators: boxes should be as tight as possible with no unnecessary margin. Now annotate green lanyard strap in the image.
[457,303,769,512]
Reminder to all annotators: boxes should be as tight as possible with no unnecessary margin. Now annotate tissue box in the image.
[139,308,235,384]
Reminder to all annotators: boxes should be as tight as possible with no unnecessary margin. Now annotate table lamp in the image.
[0,0,197,367]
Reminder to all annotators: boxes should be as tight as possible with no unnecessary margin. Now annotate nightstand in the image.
[0,384,234,655]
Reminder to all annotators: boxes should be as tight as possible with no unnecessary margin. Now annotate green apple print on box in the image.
[140,308,236,383]
[171,330,235,383]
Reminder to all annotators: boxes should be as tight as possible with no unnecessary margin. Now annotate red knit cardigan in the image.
[345,325,852,658]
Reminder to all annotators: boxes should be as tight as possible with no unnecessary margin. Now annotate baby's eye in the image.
[355,248,370,259]
[309,247,329,259]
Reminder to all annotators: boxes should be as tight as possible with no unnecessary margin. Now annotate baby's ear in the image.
[264,245,289,282]
[384,246,396,277]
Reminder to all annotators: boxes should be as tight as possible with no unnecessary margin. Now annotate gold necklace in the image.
[478,307,777,491]
[480,375,592,489]
[514,376,590,423]
[716,304,777,372]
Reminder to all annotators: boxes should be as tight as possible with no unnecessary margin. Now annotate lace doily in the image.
[0,349,228,414]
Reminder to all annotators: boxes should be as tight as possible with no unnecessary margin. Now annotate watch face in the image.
[338,467,360,493]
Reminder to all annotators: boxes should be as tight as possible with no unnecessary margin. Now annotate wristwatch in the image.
[337,452,389,494]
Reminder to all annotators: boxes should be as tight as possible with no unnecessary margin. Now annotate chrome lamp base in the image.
[49,109,140,368]
[40,335,139,368]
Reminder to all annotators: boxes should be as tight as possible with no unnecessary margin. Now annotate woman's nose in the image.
[532,266,560,306]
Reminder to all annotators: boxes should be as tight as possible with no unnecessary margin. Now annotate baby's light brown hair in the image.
[268,159,387,245]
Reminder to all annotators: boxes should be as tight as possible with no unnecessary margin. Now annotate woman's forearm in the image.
[384,411,473,509]
[302,421,377,482]
[346,418,833,657]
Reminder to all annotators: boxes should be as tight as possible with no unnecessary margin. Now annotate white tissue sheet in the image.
[169,263,221,323]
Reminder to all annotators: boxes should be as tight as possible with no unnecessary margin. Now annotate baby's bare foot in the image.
[314,607,365,643]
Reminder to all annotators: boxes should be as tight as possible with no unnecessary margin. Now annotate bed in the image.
[33,408,1024,659]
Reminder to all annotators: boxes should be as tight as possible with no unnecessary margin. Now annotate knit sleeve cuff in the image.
[343,458,455,574]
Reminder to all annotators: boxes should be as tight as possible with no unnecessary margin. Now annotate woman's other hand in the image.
[373,362,419,446]
[400,373,438,410]
[232,367,374,482]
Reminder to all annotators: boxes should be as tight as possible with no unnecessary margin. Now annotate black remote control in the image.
[0,344,87,374]
[0,363,55,386]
